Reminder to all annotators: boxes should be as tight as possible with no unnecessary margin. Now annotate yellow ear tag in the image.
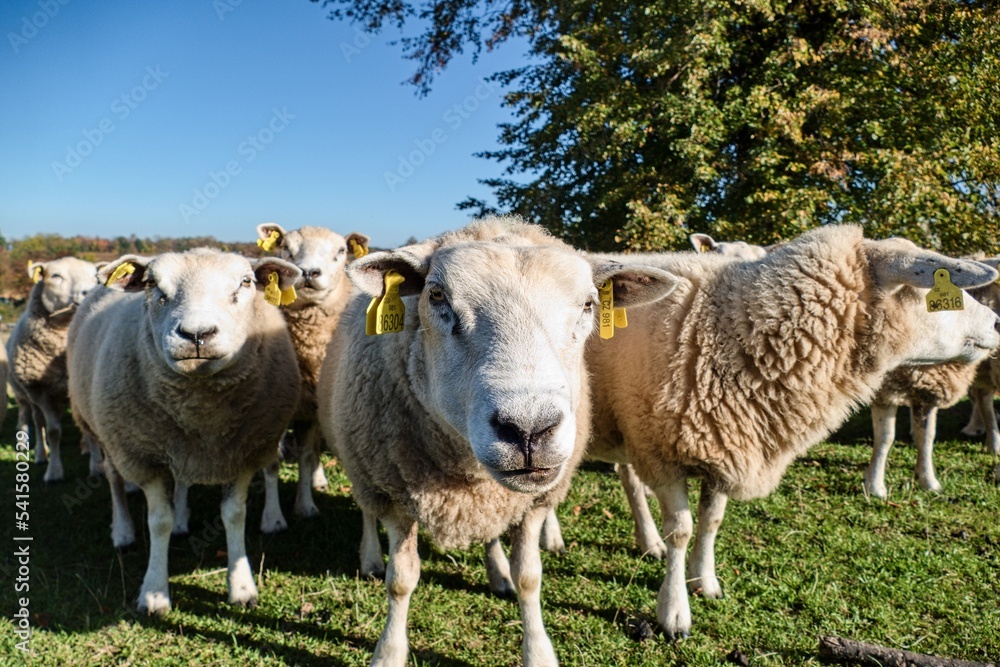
[106,262,135,287]
[264,272,282,307]
[349,238,369,258]
[375,270,406,335]
[280,284,297,306]
[31,264,42,283]
[257,230,281,252]
[699,244,709,253]
[925,268,964,312]
[598,279,615,339]
[614,307,628,329]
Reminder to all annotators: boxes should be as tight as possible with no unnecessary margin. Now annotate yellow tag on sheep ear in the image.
[280,284,297,306]
[365,270,405,336]
[925,268,964,312]
[258,230,281,252]
[598,279,615,339]
[349,238,368,258]
[264,272,282,307]
[614,307,628,329]
[30,263,42,283]
[106,262,135,286]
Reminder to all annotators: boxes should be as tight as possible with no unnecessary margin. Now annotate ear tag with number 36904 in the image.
[925,268,964,313]
[366,270,405,335]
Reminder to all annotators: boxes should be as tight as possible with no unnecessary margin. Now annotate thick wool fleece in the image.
[587,225,929,500]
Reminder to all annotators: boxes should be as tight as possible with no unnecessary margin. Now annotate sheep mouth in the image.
[494,466,560,485]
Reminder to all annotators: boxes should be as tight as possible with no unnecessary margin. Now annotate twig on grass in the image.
[818,635,998,667]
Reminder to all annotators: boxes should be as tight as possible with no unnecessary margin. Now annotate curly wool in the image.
[7,282,74,406]
[588,225,923,500]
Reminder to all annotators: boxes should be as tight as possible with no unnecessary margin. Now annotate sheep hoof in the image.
[260,516,288,534]
[362,562,386,581]
[663,628,690,642]
[232,595,258,609]
[639,541,668,560]
[491,585,517,601]
[137,591,171,617]
[961,425,985,437]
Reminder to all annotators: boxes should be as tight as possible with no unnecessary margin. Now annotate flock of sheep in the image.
[5,217,1000,667]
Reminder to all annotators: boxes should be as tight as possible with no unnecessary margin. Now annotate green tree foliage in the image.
[320,0,1000,253]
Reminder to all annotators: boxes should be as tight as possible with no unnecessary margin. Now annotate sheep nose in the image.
[306,269,322,280]
[490,411,563,465]
[177,325,218,347]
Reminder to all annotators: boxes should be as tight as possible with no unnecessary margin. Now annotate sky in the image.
[0,0,530,248]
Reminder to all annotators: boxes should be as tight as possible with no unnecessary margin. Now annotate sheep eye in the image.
[428,286,446,302]
[583,299,594,313]
[241,275,253,288]
[337,247,346,256]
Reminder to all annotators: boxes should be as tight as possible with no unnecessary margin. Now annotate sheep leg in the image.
[360,509,386,578]
[294,424,321,518]
[105,458,136,550]
[912,403,941,493]
[962,389,985,436]
[510,505,558,667]
[974,388,1000,455]
[653,474,693,640]
[539,509,566,553]
[863,403,898,499]
[221,469,258,607]
[260,459,289,534]
[17,403,43,464]
[35,396,64,483]
[170,481,191,536]
[137,477,173,616]
[484,538,516,598]
[618,463,667,558]
[686,483,728,599]
[87,435,105,478]
[370,514,420,667]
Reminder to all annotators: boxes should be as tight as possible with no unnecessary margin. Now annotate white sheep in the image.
[0,333,8,430]
[256,222,370,521]
[316,217,677,667]
[583,226,999,639]
[66,249,302,615]
[689,232,768,260]
[864,256,1000,498]
[7,257,102,482]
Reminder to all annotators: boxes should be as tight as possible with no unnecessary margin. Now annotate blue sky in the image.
[0,0,529,248]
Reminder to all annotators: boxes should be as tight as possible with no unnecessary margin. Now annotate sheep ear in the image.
[27,261,45,283]
[99,255,150,291]
[590,261,680,307]
[346,232,371,258]
[689,233,717,253]
[93,261,110,272]
[252,257,301,292]
[979,257,1000,272]
[347,243,434,297]
[867,239,999,289]
[256,223,286,251]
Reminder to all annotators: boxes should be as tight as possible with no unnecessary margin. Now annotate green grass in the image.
[1,400,999,666]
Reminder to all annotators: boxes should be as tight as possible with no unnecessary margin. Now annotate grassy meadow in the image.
[1,399,999,666]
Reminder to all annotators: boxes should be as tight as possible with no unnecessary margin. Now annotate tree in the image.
[320,0,1000,254]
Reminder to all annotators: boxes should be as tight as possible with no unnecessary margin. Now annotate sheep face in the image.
[257,223,370,305]
[350,240,678,494]
[866,238,1000,366]
[100,250,301,377]
[28,257,100,315]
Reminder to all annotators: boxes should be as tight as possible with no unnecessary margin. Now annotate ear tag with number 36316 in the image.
[925,268,964,313]
[366,270,405,335]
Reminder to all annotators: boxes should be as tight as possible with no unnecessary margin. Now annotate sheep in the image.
[689,232,768,260]
[316,217,678,667]
[963,260,1000,465]
[0,332,7,429]
[66,249,302,615]
[582,225,999,639]
[255,222,370,522]
[7,257,102,482]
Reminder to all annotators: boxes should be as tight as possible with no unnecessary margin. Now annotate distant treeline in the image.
[0,233,261,300]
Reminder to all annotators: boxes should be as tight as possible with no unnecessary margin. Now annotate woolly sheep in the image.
[689,232,768,260]
[583,226,999,639]
[256,222,370,521]
[961,261,1000,474]
[7,257,101,482]
[66,249,302,615]
[316,217,678,667]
